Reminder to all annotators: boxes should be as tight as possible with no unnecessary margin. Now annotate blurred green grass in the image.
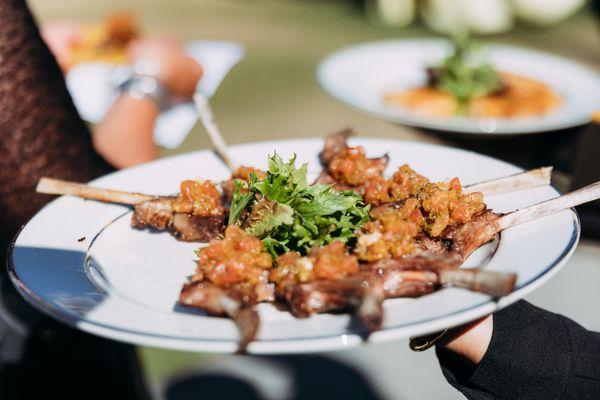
[28,0,600,392]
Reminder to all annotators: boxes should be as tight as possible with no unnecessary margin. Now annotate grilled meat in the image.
[316,129,390,192]
[179,281,260,350]
[285,273,385,331]
[171,213,226,242]
[131,197,176,230]
[131,196,226,242]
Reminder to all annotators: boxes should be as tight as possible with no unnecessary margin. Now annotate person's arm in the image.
[93,38,203,169]
[436,300,600,400]
[92,93,160,169]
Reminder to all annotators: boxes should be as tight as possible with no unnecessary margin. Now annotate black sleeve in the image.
[436,300,600,400]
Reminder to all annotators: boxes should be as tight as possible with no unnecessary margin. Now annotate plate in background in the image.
[9,138,579,353]
[317,39,600,135]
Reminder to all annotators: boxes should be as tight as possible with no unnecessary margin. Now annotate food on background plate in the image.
[58,12,140,70]
[384,36,562,119]
[37,130,600,350]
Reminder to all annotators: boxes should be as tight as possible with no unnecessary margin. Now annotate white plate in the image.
[9,138,579,354]
[317,39,600,135]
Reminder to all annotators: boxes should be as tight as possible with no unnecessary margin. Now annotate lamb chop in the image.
[35,174,254,241]
[286,265,517,331]
[285,180,600,333]
[179,281,260,351]
[315,129,390,190]
[177,225,275,351]
[270,236,515,332]
[318,130,552,201]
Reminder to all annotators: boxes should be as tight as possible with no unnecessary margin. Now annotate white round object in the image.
[9,138,579,354]
[511,0,585,26]
[375,0,416,28]
[420,0,513,35]
[317,39,600,135]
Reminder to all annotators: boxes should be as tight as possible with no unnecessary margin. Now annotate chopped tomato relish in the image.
[196,225,272,287]
[418,178,485,237]
[355,198,424,261]
[173,180,225,217]
[329,146,386,186]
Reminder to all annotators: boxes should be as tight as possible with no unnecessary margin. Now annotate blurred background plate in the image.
[9,138,578,354]
[317,39,600,135]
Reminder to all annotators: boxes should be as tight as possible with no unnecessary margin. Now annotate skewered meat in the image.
[130,196,226,242]
[443,210,500,261]
[328,147,390,187]
[269,242,361,298]
[315,129,390,190]
[318,131,552,202]
[170,214,227,242]
[131,196,176,229]
[179,226,276,349]
[36,177,230,242]
[285,273,385,331]
[285,264,516,331]
[319,128,353,166]
[179,281,259,350]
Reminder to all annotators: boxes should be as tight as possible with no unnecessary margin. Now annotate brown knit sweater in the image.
[0,0,113,251]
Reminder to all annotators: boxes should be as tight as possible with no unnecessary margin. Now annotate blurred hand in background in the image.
[93,37,203,168]
[42,21,204,169]
[128,37,204,101]
[41,22,82,72]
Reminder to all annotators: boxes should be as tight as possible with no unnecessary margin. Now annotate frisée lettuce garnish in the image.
[229,153,370,257]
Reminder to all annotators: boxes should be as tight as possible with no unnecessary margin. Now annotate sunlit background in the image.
[27,1,600,398]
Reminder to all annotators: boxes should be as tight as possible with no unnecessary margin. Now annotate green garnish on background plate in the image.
[428,35,503,115]
[229,153,370,257]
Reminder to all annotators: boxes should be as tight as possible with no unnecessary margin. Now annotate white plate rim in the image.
[7,138,580,353]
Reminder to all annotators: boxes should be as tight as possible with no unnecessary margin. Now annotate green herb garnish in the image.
[229,153,370,258]
[428,35,503,115]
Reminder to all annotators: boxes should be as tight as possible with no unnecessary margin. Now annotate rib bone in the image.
[497,180,600,231]
[194,93,237,172]
[464,167,553,197]
[37,177,155,205]
[437,268,517,297]
[445,180,600,262]
[375,264,516,298]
